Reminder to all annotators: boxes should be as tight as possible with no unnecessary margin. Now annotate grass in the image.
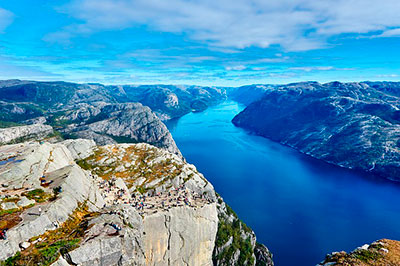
[0,204,34,231]
[351,249,383,263]
[22,189,53,203]
[0,203,98,266]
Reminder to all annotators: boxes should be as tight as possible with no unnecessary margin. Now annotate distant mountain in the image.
[227,84,274,105]
[232,81,400,181]
[0,80,226,153]
[111,85,227,120]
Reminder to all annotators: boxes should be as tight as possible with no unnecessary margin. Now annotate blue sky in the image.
[0,0,399,86]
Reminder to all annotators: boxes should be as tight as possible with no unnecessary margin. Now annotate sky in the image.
[0,0,399,86]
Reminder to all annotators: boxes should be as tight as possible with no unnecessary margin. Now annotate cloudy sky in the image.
[0,0,399,86]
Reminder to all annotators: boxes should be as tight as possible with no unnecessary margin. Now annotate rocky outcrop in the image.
[0,124,53,145]
[318,239,400,266]
[233,81,400,182]
[0,141,105,261]
[53,205,146,266]
[1,140,262,266]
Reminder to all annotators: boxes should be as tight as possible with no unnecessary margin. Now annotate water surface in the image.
[166,101,400,266]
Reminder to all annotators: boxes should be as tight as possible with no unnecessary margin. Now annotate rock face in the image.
[0,140,269,266]
[0,141,105,261]
[233,81,400,181]
[318,239,400,266]
[66,103,180,155]
[0,124,53,144]
[143,204,218,265]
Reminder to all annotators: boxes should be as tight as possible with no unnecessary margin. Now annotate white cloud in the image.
[290,66,334,72]
[52,0,400,51]
[377,28,400,38]
[0,8,14,33]
[225,65,247,71]
[290,66,355,72]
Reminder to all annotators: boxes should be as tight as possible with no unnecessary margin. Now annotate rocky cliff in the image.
[318,239,400,266]
[0,139,272,265]
[233,81,400,182]
[0,124,53,145]
[62,103,180,155]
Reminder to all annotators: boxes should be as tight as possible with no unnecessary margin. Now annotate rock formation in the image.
[0,139,272,265]
[0,124,53,145]
[318,239,400,266]
[233,81,400,181]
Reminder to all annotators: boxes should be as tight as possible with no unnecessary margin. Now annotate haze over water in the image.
[166,101,400,266]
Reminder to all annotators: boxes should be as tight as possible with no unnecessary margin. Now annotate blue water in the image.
[166,101,400,266]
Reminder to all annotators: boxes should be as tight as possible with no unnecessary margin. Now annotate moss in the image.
[0,208,19,216]
[2,197,19,203]
[352,249,382,262]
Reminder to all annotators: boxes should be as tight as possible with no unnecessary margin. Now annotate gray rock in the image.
[16,196,35,207]
[143,203,218,266]
[0,124,53,145]
[1,201,18,210]
[62,139,96,160]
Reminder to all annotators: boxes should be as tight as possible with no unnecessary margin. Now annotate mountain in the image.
[110,85,227,120]
[0,80,227,121]
[232,81,400,181]
[0,80,226,154]
[0,137,273,266]
[227,84,273,106]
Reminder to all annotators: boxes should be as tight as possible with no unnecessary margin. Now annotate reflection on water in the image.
[167,101,400,266]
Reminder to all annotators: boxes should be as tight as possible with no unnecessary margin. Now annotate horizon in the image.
[1,1,400,86]
[1,78,399,88]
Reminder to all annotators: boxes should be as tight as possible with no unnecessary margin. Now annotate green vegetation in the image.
[22,189,53,203]
[78,145,185,191]
[213,201,255,265]
[0,121,22,128]
[0,208,19,217]
[351,249,383,263]
[0,203,97,266]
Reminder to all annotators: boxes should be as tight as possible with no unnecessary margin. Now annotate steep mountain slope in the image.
[233,81,400,181]
[0,138,273,266]
[108,84,227,120]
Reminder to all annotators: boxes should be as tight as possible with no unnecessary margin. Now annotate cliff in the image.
[0,139,272,265]
[233,81,400,181]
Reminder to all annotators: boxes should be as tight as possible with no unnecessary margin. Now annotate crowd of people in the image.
[97,178,212,216]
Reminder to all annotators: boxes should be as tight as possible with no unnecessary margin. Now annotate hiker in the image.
[0,229,7,240]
